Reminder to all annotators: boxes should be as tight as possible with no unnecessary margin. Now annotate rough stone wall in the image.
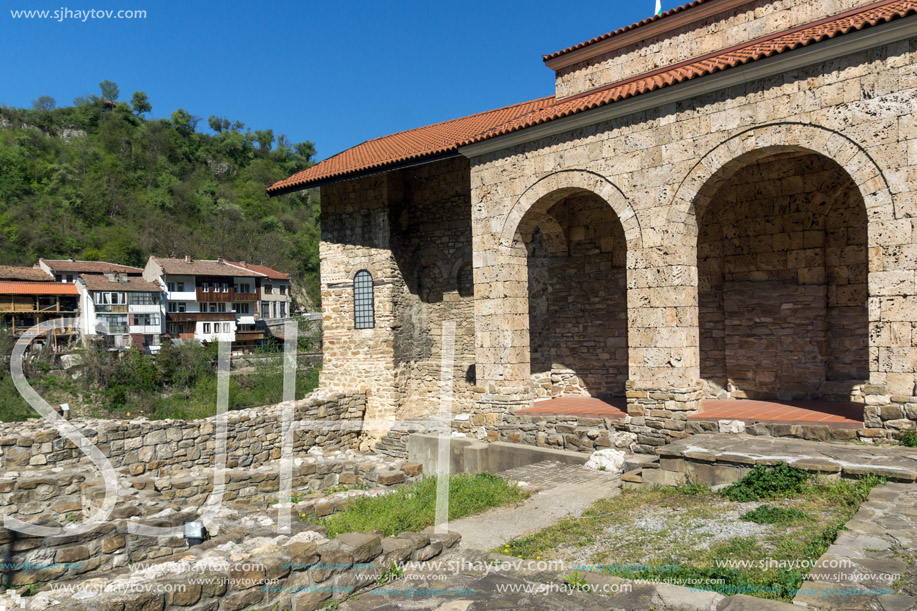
[470,36,917,441]
[698,153,869,400]
[0,392,365,474]
[319,159,476,452]
[553,0,879,98]
[525,192,628,398]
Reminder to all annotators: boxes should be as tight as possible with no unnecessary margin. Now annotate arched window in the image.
[353,270,375,329]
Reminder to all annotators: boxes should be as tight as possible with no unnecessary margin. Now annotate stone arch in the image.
[500,169,642,250]
[412,247,450,281]
[668,122,894,233]
[346,264,381,281]
[448,245,473,283]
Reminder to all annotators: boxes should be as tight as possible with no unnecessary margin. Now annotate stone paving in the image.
[660,435,917,482]
[794,483,917,610]
[446,461,622,551]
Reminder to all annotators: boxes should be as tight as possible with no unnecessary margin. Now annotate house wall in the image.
[552,0,879,98]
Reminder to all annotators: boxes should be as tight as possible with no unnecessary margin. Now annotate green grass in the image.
[721,463,810,502]
[901,431,917,448]
[320,473,528,537]
[499,476,885,602]
[741,505,809,524]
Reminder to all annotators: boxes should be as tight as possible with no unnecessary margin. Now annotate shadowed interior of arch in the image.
[518,188,629,399]
[695,148,870,407]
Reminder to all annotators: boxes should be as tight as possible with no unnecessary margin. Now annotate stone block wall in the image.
[552,0,879,98]
[0,392,365,474]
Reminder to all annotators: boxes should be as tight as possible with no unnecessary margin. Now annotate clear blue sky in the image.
[1,0,671,161]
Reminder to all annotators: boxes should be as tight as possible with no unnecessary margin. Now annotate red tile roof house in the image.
[269,0,917,454]
[0,266,80,353]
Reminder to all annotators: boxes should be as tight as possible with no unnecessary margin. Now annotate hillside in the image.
[0,88,320,305]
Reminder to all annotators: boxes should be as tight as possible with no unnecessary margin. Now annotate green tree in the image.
[130,91,152,116]
[31,96,56,111]
[99,80,120,102]
[208,115,230,133]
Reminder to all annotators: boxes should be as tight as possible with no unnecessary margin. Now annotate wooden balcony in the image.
[196,289,259,303]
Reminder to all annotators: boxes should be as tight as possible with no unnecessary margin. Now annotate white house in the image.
[77,272,165,353]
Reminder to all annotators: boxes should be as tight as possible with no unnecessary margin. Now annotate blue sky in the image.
[1,0,670,161]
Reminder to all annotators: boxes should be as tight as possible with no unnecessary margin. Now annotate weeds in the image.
[722,463,810,502]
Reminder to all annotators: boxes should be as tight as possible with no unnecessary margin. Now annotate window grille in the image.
[353,270,375,329]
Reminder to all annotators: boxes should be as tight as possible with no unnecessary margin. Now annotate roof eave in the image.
[266,150,464,196]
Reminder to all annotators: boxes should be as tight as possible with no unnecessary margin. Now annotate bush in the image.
[740,505,809,524]
[901,431,917,448]
[722,463,810,502]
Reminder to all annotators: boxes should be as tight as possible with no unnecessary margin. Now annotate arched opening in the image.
[696,150,869,402]
[517,189,628,399]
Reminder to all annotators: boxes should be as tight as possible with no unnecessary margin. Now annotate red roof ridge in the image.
[543,0,711,61]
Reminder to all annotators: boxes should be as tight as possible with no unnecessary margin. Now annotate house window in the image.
[202,282,209,292]
[236,303,250,314]
[168,302,186,313]
[280,303,286,318]
[203,323,211,334]
[272,302,277,319]
[353,270,374,329]
[222,282,229,293]
[261,301,270,318]
[168,282,175,292]
[129,292,158,305]
[177,282,185,291]
[223,322,231,333]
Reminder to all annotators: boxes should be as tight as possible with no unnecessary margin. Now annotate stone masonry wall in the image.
[526,192,628,398]
[698,153,869,400]
[470,34,917,442]
[553,0,879,98]
[0,392,365,475]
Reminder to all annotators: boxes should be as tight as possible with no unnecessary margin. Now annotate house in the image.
[267,0,917,451]
[0,266,79,352]
[76,273,165,353]
[142,256,265,349]
[38,259,144,283]
[223,261,292,321]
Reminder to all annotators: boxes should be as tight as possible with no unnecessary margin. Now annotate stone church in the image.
[269,0,917,450]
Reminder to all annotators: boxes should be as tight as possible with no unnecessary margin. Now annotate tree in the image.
[31,96,56,111]
[208,115,231,133]
[130,91,152,116]
[170,108,193,133]
[99,80,120,102]
[254,129,274,153]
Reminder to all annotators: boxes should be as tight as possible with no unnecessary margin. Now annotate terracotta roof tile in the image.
[0,282,80,296]
[0,266,54,282]
[79,274,162,292]
[39,259,143,274]
[223,261,290,280]
[543,0,712,62]
[268,0,916,193]
[267,97,555,193]
[151,257,266,278]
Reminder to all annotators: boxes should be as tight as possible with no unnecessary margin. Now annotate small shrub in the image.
[722,463,810,502]
[741,505,809,524]
[376,561,404,585]
[680,483,711,496]
[901,431,917,448]
[562,571,591,591]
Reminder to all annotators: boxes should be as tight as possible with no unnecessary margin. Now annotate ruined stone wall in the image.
[0,392,365,474]
[470,36,917,442]
[553,0,879,98]
[698,153,869,400]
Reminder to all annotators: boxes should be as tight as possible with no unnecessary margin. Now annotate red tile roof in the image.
[0,282,80,296]
[543,0,714,62]
[40,259,143,274]
[0,266,54,282]
[266,97,554,194]
[79,274,162,292]
[267,0,916,194]
[224,261,290,280]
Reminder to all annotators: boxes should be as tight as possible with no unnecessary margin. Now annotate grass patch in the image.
[901,431,917,448]
[741,505,809,524]
[321,473,528,537]
[721,463,810,502]
[500,476,885,602]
